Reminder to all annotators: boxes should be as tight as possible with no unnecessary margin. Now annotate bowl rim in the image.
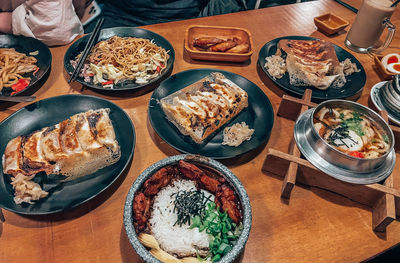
[123,154,252,263]
[310,99,395,161]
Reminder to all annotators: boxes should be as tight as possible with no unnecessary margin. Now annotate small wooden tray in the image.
[262,90,400,232]
[314,13,349,35]
[184,25,253,62]
[374,54,397,80]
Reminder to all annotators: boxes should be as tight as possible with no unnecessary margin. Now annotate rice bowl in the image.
[149,179,212,257]
[123,154,252,263]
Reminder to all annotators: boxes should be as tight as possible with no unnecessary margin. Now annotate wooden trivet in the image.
[262,89,400,232]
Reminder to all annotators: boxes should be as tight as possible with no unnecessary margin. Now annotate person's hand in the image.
[0,12,12,34]
[73,0,93,19]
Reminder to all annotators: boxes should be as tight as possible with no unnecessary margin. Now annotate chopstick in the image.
[334,0,358,13]
[68,18,104,83]
[391,0,400,7]
[0,95,36,102]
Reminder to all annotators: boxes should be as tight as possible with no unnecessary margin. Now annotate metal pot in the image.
[294,99,396,184]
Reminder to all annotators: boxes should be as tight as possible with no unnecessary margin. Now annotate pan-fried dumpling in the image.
[2,108,121,204]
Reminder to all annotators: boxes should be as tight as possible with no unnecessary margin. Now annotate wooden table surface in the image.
[1,0,400,262]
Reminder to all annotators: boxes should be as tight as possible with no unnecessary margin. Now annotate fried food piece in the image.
[193,37,224,49]
[149,248,181,263]
[143,166,175,196]
[178,160,203,181]
[208,39,238,52]
[200,174,220,194]
[215,184,242,224]
[276,39,343,89]
[226,44,249,54]
[178,160,221,194]
[133,192,151,231]
[160,72,248,144]
[138,233,160,250]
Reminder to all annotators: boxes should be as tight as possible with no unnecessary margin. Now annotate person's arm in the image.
[12,0,84,46]
[0,12,12,33]
[72,0,93,19]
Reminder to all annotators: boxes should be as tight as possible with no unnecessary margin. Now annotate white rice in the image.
[149,179,214,257]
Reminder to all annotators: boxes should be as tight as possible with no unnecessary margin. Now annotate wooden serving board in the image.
[262,90,400,232]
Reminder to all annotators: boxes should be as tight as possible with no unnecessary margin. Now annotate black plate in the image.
[0,34,52,96]
[149,69,274,159]
[258,36,366,100]
[0,95,135,215]
[64,27,175,91]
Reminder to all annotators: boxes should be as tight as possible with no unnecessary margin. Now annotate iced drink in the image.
[345,0,396,53]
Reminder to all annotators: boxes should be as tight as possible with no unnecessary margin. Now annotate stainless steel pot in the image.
[294,99,396,184]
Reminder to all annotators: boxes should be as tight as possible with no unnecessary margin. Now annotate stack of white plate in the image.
[378,75,400,119]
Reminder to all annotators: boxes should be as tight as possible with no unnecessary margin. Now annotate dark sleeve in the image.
[198,0,247,17]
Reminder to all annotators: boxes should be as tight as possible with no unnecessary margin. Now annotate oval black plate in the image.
[0,95,135,215]
[258,36,366,101]
[64,27,175,91]
[0,34,52,96]
[149,69,274,159]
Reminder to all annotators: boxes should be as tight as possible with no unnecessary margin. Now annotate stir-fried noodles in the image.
[74,36,169,88]
[0,48,38,91]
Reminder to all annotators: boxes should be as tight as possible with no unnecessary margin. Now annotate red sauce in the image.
[387,55,399,64]
[393,64,400,72]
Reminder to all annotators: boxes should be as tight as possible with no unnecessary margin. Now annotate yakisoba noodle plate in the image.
[64,27,175,91]
[0,48,38,94]
[0,34,51,97]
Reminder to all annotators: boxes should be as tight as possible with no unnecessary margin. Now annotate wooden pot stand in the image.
[262,90,400,232]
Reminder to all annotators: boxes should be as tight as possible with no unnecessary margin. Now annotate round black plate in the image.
[0,95,135,215]
[0,34,52,96]
[64,27,175,91]
[258,36,366,100]
[149,69,274,159]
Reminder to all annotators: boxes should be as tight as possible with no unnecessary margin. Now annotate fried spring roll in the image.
[208,39,238,52]
[226,43,250,54]
[193,37,224,49]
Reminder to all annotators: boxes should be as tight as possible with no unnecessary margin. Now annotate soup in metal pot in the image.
[313,107,390,159]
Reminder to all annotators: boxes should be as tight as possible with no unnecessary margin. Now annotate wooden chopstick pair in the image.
[68,18,104,83]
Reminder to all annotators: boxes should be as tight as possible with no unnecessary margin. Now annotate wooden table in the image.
[1,0,400,262]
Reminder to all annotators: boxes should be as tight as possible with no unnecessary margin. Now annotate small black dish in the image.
[258,36,366,101]
[149,68,274,159]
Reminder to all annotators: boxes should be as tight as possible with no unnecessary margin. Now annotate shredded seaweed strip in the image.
[327,126,357,148]
[172,189,211,227]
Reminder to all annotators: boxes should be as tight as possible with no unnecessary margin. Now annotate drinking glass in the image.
[345,0,396,53]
